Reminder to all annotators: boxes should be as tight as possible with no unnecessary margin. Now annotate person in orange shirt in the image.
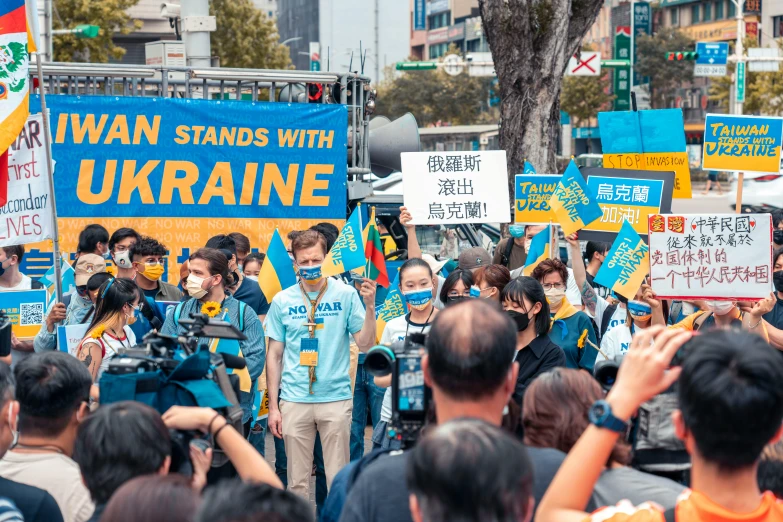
[536,326,783,522]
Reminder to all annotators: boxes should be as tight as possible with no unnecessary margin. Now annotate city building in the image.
[761,1,783,46]
[253,0,278,20]
[277,0,410,83]
[409,0,488,60]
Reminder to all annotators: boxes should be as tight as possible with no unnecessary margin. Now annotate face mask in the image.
[506,309,531,332]
[140,262,165,281]
[126,306,138,326]
[246,275,259,282]
[76,285,89,297]
[113,250,132,269]
[403,288,433,310]
[186,274,213,300]
[628,300,652,321]
[469,286,481,299]
[524,238,532,253]
[298,264,323,283]
[774,230,783,245]
[509,225,525,239]
[0,258,7,277]
[545,287,566,308]
[705,300,735,316]
[774,271,783,293]
[102,249,112,260]
[446,295,470,306]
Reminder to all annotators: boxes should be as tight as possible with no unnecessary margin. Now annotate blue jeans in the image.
[350,362,386,461]
[272,427,327,510]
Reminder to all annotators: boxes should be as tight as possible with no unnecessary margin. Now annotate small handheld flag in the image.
[522,225,551,276]
[362,207,390,288]
[375,270,404,342]
[258,229,297,302]
[594,220,649,301]
[523,160,536,174]
[322,206,366,277]
[549,160,603,236]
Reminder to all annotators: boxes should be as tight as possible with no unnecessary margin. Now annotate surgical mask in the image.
[509,225,525,239]
[0,259,7,277]
[628,300,652,321]
[140,262,165,281]
[246,275,259,282]
[126,307,138,326]
[102,250,112,260]
[113,250,132,269]
[469,286,481,299]
[545,287,566,308]
[403,288,433,311]
[774,271,783,293]
[705,300,734,316]
[298,264,323,283]
[506,309,531,332]
[186,274,213,300]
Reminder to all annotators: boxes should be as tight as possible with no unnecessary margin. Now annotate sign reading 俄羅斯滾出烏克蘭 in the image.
[702,114,783,173]
[648,213,773,301]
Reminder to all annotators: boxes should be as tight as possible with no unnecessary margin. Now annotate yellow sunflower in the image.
[577,329,589,350]
[91,324,107,339]
[201,301,222,318]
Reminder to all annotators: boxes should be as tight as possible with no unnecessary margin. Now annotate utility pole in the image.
[732,0,745,115]
[180,0,216,68]
[630,0,635,110]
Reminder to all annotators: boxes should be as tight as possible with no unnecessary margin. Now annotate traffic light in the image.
[667,51,699,61]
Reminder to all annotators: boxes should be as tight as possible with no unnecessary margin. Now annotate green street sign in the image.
[736,61,746,103]
[601,59,630,68]
[74,24,99,39]
[395,61,438,71]
[613,27,631,111]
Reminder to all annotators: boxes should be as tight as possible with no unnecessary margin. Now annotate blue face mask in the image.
[509,225,525,238]
[298,264,323,283]
[628,300,652,319]
[403,288,433,310]
[469,286,481,298]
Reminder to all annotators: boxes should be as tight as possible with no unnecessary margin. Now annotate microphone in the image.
[219,352,247,370]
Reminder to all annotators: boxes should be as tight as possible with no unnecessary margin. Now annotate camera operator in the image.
[0,362,64,522]
[337,300,520,522]
[0,353,94,522]
[73,402,282,521]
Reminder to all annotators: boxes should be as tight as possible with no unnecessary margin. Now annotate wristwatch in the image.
[588,399,628,433]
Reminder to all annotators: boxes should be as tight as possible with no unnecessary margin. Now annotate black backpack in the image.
[599,304,618,340]
[499,238,515,268]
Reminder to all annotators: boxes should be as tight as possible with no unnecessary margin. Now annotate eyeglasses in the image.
[447,290,472,298]
[541,283,566,291]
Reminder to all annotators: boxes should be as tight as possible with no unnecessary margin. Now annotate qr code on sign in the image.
[20,303,44,326]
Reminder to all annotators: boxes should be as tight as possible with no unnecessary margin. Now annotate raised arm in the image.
[566,234,598,316]
[354,280,378,351]
[641,284,666,327]
[400,206,421,260]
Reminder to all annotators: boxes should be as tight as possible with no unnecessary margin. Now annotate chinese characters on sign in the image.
[648,213,773,300]
[401,151,511,225]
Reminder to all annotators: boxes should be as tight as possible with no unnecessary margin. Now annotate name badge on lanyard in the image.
[300,338,319,366]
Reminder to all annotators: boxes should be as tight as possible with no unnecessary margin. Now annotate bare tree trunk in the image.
[479,0,604,213]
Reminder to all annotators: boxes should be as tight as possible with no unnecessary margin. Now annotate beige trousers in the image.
[280,398,353,500]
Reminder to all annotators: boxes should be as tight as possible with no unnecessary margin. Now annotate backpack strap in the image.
[663,506,676,522]
[31,280,44,289]
[600,304,617,339]
[174,302,185,325]
[238,301,246,331]
[501,238,515,268]
[693,311,712,331]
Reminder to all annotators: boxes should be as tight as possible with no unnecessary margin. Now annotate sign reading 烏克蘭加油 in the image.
[702,114,783,173]
[514,174,560,224]
[648,213,773,300]
[25,95,348,282]
[401,151,511,225]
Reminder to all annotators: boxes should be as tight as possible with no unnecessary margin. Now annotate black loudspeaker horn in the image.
[369,113,420,178]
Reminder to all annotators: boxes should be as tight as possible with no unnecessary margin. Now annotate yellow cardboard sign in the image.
[603,152,692,199]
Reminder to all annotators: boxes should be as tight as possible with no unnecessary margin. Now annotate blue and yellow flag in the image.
[522,225,551,276]
[523,160,536,174]
[549,160,604,236]
[323,206,365,277]
[375,270,404,343]
[594,220,649,301]
[258,229,297,302]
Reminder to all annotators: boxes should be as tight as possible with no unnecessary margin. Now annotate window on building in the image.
[775,16,783,37]
[670,8,679,25]
[703,2,712,21]
[428,11,450,30]
[715,0,723,19]
[429,42,448,59]
[691,4,700,23]
[728,1,735,17]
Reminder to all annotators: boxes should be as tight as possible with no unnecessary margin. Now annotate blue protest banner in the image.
[598,111,643,154]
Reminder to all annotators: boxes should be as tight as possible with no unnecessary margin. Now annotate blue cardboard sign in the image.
[0,289,48,338]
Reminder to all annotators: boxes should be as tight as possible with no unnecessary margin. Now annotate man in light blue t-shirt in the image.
[265,229,377,501]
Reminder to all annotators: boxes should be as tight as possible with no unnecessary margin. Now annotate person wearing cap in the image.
[33,254,107,354]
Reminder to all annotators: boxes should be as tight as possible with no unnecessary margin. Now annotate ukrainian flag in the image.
[523,160,536,174]
[549,160,604,236]
[258,229,297,302]
[594,220,649,301]
[375,270,404,343]
[522,225,551,276]
[322,206,365,277]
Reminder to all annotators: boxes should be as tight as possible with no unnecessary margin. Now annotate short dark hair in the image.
[309,223,340,252]
[772,209,783,230]
[407,419,533,522]
[774,247,783,267]
[206,235,237,257]
[426,300,516,400]
[73,402,171,505]
[291,230,328,259]
[243,252,265,270]
[15,352,92,437]
[438,268,474,304]
[101,475,199,522]
[585,241,611,263]
[679,330,783,470]
[196,480,314,522]
[399,258,433,281]
[1,245,24,263]
[501,277,550,336]
[530,258,569,286]
[759,443,783,497]
[129,236,167,261]
[109,228,141,251]
[78,224,109,254]
[0,362,14,406]
[190,248,233,287]
[228,232,251,255]
[86,272,114,293]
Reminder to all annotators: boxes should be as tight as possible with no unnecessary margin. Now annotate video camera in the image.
[0,312,11,361]
[103,312,247,473]
[365,333,430,449]
[593,355,625,392]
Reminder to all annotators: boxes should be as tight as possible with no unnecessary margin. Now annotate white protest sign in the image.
[57,323,90,357]
[648,213,773,300]
[2,113,53,246]
[401,150,511,225]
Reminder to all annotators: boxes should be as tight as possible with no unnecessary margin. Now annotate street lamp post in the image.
[281,37,302,46]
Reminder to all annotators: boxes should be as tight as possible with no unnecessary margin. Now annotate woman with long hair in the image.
[76,278,139,382]
[472,264,511,303]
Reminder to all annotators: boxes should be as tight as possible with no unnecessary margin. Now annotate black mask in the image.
[774,271,783,293]
[506,310,531,332]
[446,296,471,307]
[774,230,783,246]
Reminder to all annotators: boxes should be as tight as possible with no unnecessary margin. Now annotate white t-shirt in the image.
[597,322,633,363]
[593,295,628,338]
[0,274,32,291]
[79,325,136,381]
[0,451,95,522]
[379,313,433,422]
